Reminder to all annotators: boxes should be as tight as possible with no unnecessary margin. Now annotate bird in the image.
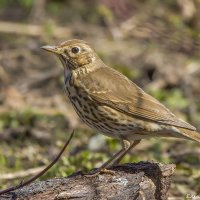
[42,39,200,174]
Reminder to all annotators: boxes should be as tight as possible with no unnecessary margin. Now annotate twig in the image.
[0,166,45,180]
[0,21,72,38]
[0,131,74,195]
[0,21,103,39]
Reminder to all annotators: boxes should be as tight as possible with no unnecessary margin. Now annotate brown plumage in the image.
[42,39,200,173]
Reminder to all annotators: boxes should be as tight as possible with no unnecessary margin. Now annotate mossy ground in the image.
[0,0,200,198]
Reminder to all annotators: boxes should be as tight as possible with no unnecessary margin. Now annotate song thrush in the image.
[42,39,200,173]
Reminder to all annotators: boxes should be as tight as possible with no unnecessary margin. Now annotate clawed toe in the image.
[100,168,116,175]
[81,168,116,177]
[81,169,100,177]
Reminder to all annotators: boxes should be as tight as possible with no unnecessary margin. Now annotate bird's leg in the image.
[111,139,141,166]
[83,147,125,177]
[99,140,130,169]
[84,139,139,177]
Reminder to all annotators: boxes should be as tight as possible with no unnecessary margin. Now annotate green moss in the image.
[149,88,189,110]
[0,154,7,170]
[19,0,33,8]
[0,108,68,130]
[40,149,109,179]
[47,1,61,14]
[0,0,7,8]
[168,14,184,28]
[43,21,56,37]
[97,4,113,22]
[106,138,120,152]
[194,176,200,193]
[166,89,189,109]
[113,64,140,79]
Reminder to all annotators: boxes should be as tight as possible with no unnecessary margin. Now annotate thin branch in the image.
[0,166,45,180]
[0,131,74,195]
[0,21,72,38]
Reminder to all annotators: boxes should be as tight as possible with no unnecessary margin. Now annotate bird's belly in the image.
[67,90,146,139]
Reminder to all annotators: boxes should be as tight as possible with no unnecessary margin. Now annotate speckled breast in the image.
[64,77,144,139]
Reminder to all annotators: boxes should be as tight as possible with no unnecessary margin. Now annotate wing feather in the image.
[80,66,196,131]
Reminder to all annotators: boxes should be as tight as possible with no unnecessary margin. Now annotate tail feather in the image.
[178,128,200,143]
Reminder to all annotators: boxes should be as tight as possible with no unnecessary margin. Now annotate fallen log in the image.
[0,162,175,200]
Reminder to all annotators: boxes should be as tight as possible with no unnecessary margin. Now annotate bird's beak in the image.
[41,45,62,55]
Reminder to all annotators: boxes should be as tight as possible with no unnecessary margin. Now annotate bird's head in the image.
[41,39,97,70]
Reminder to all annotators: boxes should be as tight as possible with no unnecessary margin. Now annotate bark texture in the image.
[0,162,176,200]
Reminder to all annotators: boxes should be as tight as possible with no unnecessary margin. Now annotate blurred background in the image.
[0,0,200,198]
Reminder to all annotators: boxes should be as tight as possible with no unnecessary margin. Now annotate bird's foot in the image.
[82,168,116,177]
[100,168,116,175]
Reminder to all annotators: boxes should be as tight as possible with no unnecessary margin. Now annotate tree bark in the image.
[0,162,175,200]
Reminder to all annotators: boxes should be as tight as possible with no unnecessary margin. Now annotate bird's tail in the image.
[178,128,200,143]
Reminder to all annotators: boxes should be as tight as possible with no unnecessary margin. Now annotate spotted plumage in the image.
[42,39,200,172]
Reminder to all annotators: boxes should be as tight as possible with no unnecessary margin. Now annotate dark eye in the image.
[71,47,80,54]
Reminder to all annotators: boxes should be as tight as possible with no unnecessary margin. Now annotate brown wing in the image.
[81,66,196,131]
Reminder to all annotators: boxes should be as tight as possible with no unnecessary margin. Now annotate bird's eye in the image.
[71,47,80,54]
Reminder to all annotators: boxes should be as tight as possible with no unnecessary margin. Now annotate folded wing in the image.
[81,66,196,131]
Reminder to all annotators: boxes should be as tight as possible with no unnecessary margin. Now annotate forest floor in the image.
[0,0,200,198]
